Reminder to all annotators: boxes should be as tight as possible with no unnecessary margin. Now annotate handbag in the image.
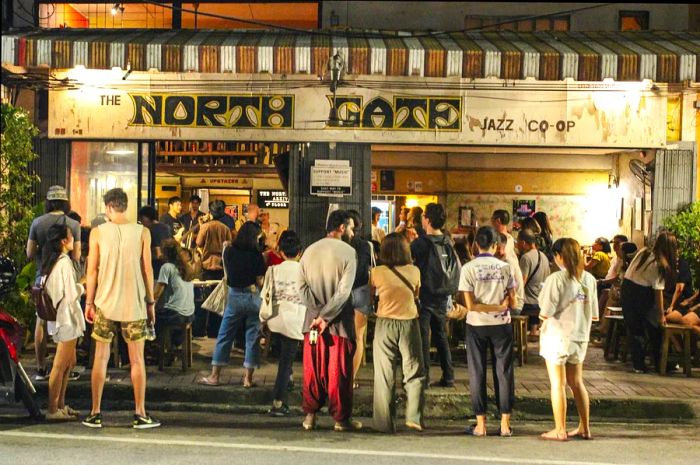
[259,265,277,321]
[388,266,421,311]
[201,245,228,316]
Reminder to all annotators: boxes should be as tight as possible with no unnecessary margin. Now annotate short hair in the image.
[168,196,181,206]
[45,199,70,215]
[621,242,638,255]
[209,200,225,219]
[613,234,629,243]
[189,194,202,203]
[234,221,262,250]
[278,230,301,257]
[138,206,157,222]
[475,226,499,250]
[371,206,382,218]
[518,229,537,245]
[595,237,612,254]
[497,233,508,245]
[492,209,510,225]
[379,233,412,267]
[66,211,81,224]
[326,210,351,234]
[347,209,363,236]
[103,188,128,213]
[424,203,446,229]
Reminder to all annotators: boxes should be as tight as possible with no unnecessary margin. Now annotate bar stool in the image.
[511,315,529,366]
[604,314,625,361]
[157,322,193,372]
[660,324,693,377]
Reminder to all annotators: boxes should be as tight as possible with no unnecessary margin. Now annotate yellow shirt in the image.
[370,265,421,320]
[589,251,611,280]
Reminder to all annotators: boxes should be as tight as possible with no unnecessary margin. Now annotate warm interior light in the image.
[405,198,419,208]
[106,149,135,156]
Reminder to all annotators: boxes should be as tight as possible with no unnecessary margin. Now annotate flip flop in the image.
[496,427,514,437]
[465,425,487,437]
[243,381,258,389]
[197,377,220,386]
[568,431,593,440]
[540,432,569,442]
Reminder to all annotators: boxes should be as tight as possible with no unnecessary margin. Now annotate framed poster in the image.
[459,207,474,228]
[512,200,536,225]
[380,170,395,191]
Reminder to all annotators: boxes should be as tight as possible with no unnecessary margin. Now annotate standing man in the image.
[298,210,361,432]
[179,194,205,235]
[517,230,550,337]
[160,196,184,242]
[138,206,171,279]
[410,203,460,388]
[235,203,260,231]
[491,209,517,263]
[82,188,159,429]
[26,186,82,380]
[371,206,386,243]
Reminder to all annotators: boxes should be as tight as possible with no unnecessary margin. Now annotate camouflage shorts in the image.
[91,308,148,343]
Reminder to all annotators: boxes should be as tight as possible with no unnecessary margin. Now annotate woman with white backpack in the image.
[259,231,306,417]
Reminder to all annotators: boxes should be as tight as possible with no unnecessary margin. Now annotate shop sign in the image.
[182,177,253,188]
[49,71,667,148]
[257,190,289,208]
[310,160,352,197]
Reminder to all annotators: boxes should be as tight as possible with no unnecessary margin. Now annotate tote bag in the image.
[201,246,228,316]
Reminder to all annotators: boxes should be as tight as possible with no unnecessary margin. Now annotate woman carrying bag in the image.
[259,231,306,417]
[371,233,425,433]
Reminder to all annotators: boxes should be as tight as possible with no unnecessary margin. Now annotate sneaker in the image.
[334,419,363,432]
[82,413,103,428]
[269,403,291,417]
[34,367,48,381]
[67,371,81,381]
[133,413,161,429]
[63,405,81,417]
[46,409,75,422]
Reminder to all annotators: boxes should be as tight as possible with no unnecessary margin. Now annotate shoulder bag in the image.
[388,266,421,311]
[201,245,228,316]
[259,265,277,322]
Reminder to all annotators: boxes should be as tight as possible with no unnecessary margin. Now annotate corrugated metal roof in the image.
[2,29,698,82]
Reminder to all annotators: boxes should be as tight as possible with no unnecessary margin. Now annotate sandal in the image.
[243,381,258,389]
[465,424,487,437]
[302,414,317,431]
[353,381,360,390]
[568,430,593,440]
[540,431,568,442]
[496,427,513,437]
[197,377,220,386]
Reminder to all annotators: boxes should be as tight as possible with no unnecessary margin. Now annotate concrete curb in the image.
[36,382,697,423]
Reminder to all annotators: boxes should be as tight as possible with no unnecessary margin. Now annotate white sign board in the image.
[49,70,667,148]
[310,160,352,197]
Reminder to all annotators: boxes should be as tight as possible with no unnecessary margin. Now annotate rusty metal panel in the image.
[274,34,295,75]
[368,37,386,75]
[220,33,241,73]
[554,33,604,81]
[143,31,177,71]
[310,35,331,76]
[518,32,560,80]
[384,37,407,76]
[24,36,36,67]
[658,32,699,82]
[183,32,209,72]
[436,36,462,77]
[237,34,259,74]
[89,39,110,69]
[580,32,630,81]
[483,32,521,79]
[52,39,72,69]
[331,35,349,67]
[162,31,197,72]
[419,37,445,77]
[465,33,500,78]
[668,32,700,81]
[347,37,369,75]
[127,31,158,71]
[649,33,696,82]
[257,33,276,73]
[500,32,539,79]
[538,32,578,80]
[631,34,680,83]
[294,35,311,73]
[37,38,52,67]
[403,37,425,77]
[2,35,17,65]
[606,33,656,80]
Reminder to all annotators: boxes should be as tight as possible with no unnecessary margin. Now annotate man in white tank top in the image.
[82,188,160,429]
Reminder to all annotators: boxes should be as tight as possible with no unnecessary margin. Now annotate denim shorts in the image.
[352,284,373,315]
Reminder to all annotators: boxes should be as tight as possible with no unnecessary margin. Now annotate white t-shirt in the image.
[458,255,515,326]
[538,270,599,342]
[262,260,306,340]
[624,248,665,290]
[505,254,524,310]
[604,256,621,281]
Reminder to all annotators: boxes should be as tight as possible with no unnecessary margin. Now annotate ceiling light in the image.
[111,3,124,15]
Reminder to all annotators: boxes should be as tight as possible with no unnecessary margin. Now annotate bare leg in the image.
[666,311,685,351]
[48,339,76,414]
[352,310,368,385]
[500,413,511,435]
[57,339,77,410]
[566,363,591,438]
[201,365,223,384]
[90,340,111,415]
[542,360,568,440]
[474,415,487,435]
[243,367,255,387]
[127,339,147,417]
[35,318,47,371]
[681,312,700,337]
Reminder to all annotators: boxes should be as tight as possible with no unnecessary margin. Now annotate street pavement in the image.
[0,410,698,465]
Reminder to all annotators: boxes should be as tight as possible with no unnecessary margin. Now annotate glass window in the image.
[70,141,139,224]
[619,11,649,31]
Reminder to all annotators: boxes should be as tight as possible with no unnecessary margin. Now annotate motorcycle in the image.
[0,256,42,420]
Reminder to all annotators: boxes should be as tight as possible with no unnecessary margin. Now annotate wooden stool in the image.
[604,315,625,361]
[158,323,193,372]
[89,337,122,369]
[511,315,528,366]
[660,324,693,377]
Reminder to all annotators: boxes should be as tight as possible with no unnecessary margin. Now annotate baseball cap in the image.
[46,185,68,201]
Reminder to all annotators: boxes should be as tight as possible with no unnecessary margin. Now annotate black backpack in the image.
[420,237,461,296]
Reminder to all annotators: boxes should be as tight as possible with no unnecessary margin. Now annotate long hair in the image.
[234,221,262,250]
[631,232,678,285]
[41,224,71,276]
[552,238,584,280]
[532,212,553,238]
[160,239,194,281]
[520,217,542,235]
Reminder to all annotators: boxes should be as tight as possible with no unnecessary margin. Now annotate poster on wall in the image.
[512,200,536,226]
[459,207,474,228]
[310,160,352,197]
[380,170,395,191]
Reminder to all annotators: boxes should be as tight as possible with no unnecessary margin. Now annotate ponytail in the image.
[552,238,584,280]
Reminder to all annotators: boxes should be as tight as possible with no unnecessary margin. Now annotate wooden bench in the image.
[660,324,693,377]
[157,323,193,372]
[604,314,626,362]
[511,315,529,366]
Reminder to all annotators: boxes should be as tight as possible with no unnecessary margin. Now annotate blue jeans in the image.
[211,288,261,369]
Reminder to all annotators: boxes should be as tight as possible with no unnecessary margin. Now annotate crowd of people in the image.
[26,185,699,439]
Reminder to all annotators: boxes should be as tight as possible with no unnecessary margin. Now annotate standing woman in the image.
[42,224,85,421]
[371,233,425,433]
[199,222,266,387]
[347,210,374,390]
[538,238,598,441]
[621,232,677,373]
[532,212,554,261]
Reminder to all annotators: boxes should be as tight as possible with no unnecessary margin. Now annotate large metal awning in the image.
[2,29,698,83]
